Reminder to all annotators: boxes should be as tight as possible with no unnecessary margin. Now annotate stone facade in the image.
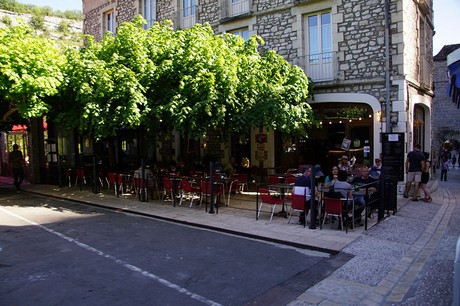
[432,44,460,150]
[81,0,434,170]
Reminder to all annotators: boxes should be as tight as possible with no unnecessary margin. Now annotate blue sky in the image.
[16,0,460,55]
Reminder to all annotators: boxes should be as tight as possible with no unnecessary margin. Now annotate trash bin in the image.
[383,177,397,213]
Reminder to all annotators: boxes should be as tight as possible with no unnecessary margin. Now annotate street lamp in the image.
[309,164,324,229]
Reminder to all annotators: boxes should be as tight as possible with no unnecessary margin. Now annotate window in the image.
[230,28,249,41]
[181,0,196,28]
[418,18,430,87]
[303,11,334,81]
[307,12,331,63]
[104,10,115,34]
[142,0,156,29]
[229,0,249,17]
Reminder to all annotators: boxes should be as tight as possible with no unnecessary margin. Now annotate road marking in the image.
[0,207,222,306]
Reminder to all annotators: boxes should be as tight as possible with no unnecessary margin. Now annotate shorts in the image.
[421,172,429,184]
[407,171,422,183]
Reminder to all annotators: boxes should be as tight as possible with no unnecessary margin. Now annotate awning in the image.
[11,121,48,132]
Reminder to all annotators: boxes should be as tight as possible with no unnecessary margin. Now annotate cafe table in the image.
[268,183,294,218]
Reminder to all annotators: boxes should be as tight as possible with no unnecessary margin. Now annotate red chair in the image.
[200,181,219,209]
[226,179,240,207]
[288,194,308,224]
[134,177,149,199]
[322,197,344,230]
[162,177,174,201]
[257,187,284,221]
[285,176,296,184]
[64,168,73,187]
[268,175,280,185]
[106,172,123,195]
[179,179,202,207]
[74,168,86,186]
[234,173,248,192]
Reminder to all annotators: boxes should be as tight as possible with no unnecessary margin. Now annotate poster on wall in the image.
[341,138,351,151]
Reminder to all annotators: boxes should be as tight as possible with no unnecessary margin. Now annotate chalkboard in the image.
[381,133,405,181]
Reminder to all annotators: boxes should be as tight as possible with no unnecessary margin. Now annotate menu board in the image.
[381,133,405,181]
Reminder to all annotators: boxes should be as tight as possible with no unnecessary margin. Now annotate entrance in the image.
[275,103,374,172]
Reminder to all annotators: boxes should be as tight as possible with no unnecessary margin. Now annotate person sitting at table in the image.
[370,158,382,178]
[328,170,352,198]
[224,156,238,178]
[351,165,379,224]
[338,155,352,172]
[134,164,155,191]
[294,167,312,225]
[324,165,339,188]
[167,160,182,176]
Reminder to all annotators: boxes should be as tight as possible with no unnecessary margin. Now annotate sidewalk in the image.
[0,175,421,254]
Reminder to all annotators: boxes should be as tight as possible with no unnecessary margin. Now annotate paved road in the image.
[0,192,349,306]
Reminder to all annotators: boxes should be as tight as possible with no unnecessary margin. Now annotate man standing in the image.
[403,144,425,201]
[8,144,25,193]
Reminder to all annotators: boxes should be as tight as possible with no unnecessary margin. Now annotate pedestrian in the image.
[440,157,449,181]
[403,144,425,201]
[419,152,432,202]
[8,144,25,193]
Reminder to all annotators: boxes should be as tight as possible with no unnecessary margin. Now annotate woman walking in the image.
[420,152,432,202]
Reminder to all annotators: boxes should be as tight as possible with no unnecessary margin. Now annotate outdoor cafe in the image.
[56,158,396,233]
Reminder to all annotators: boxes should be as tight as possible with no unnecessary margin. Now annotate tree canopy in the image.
[55,16,314,140]
[0,23,64,130]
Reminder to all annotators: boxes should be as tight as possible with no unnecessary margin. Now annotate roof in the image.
[434,44,460,61]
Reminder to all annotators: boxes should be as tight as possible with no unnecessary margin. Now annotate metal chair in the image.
[257,187,284,221]
[322,197,344,230]
[162,177,175,201]
[74,168,86,187]
[179,179,202,207]
[287,193,309,224]
[235,173,248,192]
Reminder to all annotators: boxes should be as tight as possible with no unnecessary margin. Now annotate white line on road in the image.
[0,207,222,306]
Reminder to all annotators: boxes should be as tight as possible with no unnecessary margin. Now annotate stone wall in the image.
[337,1,387,81]
[432,45,460,149]
[253,9,297,61]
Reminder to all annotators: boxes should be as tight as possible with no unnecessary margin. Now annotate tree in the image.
[0,23,64,130]
[56,16,314,142]
[54,15,152,139]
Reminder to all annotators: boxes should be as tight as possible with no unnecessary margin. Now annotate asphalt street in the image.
[0,192,348,306]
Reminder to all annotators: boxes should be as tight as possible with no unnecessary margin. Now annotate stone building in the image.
[80,0,434,181]
[432,44,460,164]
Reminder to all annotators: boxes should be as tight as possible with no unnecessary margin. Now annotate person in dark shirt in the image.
[403,144,425,200]
[351,165,378,225]
[8,144,25,193]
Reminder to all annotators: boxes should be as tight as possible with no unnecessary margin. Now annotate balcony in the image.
[419,57,433,90]
[180,6,197,29]
[295,51,338,82]
[221,0,250,19]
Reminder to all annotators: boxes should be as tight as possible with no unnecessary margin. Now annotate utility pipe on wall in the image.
[384,0,391,132]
